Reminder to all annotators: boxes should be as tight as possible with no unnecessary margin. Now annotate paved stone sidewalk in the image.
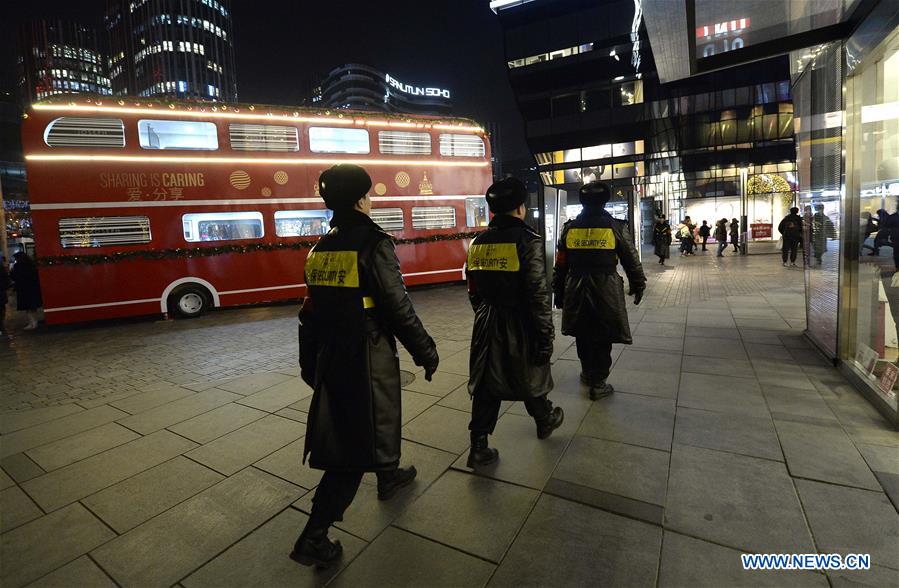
[1,251,898,587]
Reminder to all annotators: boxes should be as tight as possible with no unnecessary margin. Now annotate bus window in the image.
[371,208,404,232]
[44,117,125,148]
[59,216,151,248]
[439,134,485,157]
[308,127,370,154]
[412,206,456,230]
[229,123,299,152]
[274,210,332,237]
[182,212,263,242]
[139,120,218,150]
[378,131,431,155]
[465,197,489,227]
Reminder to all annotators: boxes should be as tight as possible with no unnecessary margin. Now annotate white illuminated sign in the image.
[385,74,451,100]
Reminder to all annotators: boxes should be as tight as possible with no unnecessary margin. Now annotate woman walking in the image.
[653,216,672,265]
[730,218,740,253]
[10,251,42,330]
[715,218,728,257]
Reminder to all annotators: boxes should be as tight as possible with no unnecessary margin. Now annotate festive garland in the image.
[35,231,484,267]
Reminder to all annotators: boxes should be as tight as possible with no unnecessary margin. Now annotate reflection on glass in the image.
[182,212,264,242]
[274,210,332,237]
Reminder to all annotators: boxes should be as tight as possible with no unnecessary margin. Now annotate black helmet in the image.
[485,177,527,213]
[579,181,611,207]
[319,164,372,210]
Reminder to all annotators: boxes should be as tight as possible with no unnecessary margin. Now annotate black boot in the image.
[536,406,564,439]
[377,466,417,501]
[467,433,499,467]
[589,381,615,400]
[290,527,343,568]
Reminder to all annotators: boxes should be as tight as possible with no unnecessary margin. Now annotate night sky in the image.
[0,0,530,161]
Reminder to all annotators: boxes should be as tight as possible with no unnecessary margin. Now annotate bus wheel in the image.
[168,285,210,318]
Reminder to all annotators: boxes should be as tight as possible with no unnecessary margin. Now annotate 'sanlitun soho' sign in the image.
[385,74,451,99]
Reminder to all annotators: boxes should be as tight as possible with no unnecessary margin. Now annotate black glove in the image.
[632,288,644,305]
[423,360,438,382]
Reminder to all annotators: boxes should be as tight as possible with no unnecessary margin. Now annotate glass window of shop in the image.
[844,29,899,416]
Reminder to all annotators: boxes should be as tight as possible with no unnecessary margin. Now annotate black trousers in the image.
[576,338,614,383]
[782,238,800,263]
[701,236,708,251]
[469,393,552,435]
[307,470,364,531]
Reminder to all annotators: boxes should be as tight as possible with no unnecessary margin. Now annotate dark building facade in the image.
[16,20,112,104]
[312,63,453,116]
[493,0,797,251]
[105,0,237,101]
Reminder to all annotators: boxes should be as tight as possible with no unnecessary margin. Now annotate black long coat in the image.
[299,210,438,472]
[653,222,672,258]
[466,215,553,400]
[10,257,42,311]
[553,208,645,344]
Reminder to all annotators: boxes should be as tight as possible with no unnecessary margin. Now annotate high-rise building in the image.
[16,20,112,104]
[492,0,797,253]
[105,0,237,101]
[312,64,453,116]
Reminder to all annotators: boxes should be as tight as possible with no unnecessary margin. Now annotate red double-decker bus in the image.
[22,95,492,324]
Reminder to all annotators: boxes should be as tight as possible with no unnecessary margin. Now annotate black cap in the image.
[579,181,611,207]
[485,177,527,213]
[790,207,799,214]
[319,164,372,210]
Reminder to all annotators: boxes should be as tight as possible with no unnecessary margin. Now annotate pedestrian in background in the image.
[811,204,836,266]
[465,177,563,468]
[10,251,41,331]
[715,218,728,257]
[653,215,672,265]
[293,164,439,568]
[730,218,740,253]
[553,181,645,399]
[698,220,711,252]
[778,207,803,267]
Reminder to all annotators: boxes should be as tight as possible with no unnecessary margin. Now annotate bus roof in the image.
[29,94,486,134]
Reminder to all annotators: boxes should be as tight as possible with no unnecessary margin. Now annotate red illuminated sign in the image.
[696,18,751,38]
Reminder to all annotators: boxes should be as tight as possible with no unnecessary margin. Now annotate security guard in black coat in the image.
[292,164,439,567]
[466,177,563,467]
[552,182,645,399]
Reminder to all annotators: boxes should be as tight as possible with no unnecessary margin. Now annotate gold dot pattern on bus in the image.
[395,172,410,188]
[374,182,387,195]
[261,186,272,197]
[273,171,289,185]
[229,170,251,190]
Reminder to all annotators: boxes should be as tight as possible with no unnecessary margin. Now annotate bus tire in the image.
[167,285,211,318]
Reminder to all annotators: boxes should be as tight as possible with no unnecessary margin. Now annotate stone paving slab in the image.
[185,414,304,476]
[25,555,117,588]
[658,531,828,587]
[214,372,295,396]
[82,456,224,533]
[90,468,302,587]
[0,453,45,483]
[0,503,115,588]
[401,404,472,453]
[331,526,495,588]
[0,485,43,533]
[489,494,661,588]
[234,377,313,413]
[665,444,815,553]
[795,479,899,568]
[182,507,366,588]
[0,404,83,434]
[109,385,195,415]
[22,430,198,512]
[116,388,241,435]
[0,467,13,490]
[673,407,783,461]
[578,393,676,451]
[167,402,268,444]
[24,422,140,471]
[1,405,129,458]
[394,470,539,563]
[553,435,669,506]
